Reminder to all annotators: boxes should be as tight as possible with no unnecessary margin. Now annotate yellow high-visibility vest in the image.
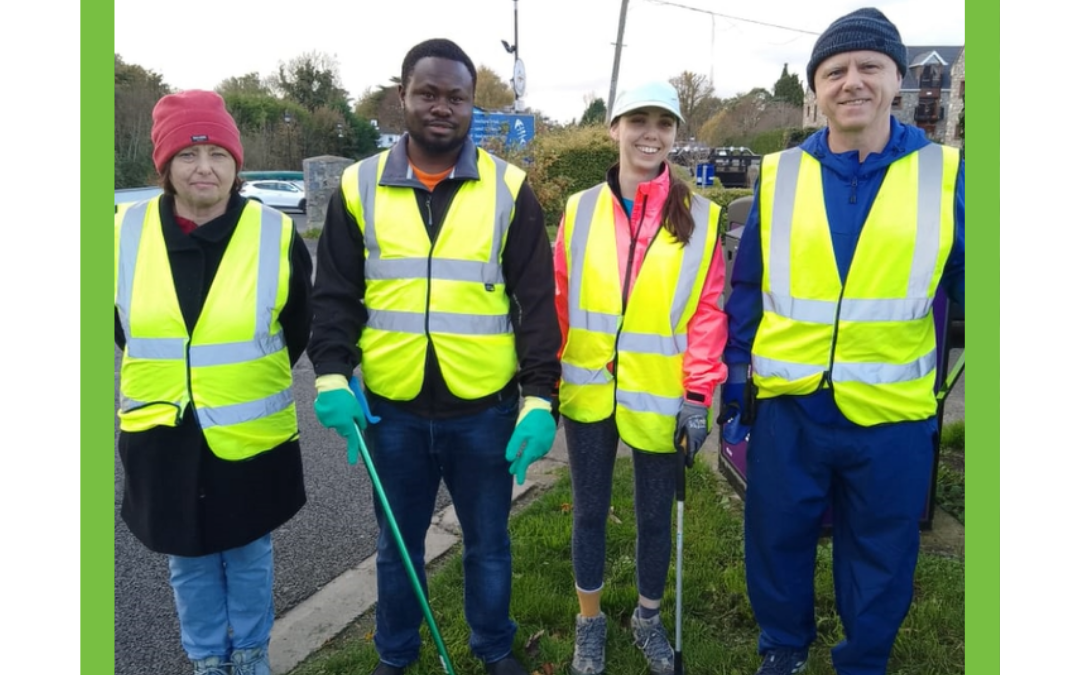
[339,148,526,400]
[752,144,959,425]
[114,197,298,460]
[559,184,721,453]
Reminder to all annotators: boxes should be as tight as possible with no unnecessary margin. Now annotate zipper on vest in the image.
[424,194,435,337]
[821,285,846,390]
[849,176,858,204]
[620,196,649,310]
[184,339,194,424]
[612,196,660,408]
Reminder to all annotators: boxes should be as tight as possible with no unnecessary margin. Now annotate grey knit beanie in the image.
[807,8,907,92]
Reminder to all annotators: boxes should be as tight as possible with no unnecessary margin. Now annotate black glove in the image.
[675,400,711,467]
[551,387,561,427]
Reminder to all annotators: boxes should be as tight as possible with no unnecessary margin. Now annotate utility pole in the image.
[607,0,630,117]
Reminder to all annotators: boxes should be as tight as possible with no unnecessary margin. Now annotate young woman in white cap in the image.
[552,81,729,675]
[114,89,312,675]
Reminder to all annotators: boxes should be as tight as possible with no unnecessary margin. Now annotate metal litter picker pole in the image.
[674,437,687,674]
[353,423,457,675]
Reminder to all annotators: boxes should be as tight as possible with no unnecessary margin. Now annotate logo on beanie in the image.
[190,134,209,142]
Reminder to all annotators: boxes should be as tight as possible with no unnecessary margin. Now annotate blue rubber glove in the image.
[505,396,557,485]
[720,366,752,444]
[314,375,380,465]
[675,400,711,467]
[722,409,752,445]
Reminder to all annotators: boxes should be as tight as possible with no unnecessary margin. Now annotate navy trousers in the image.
[744,396,935,675]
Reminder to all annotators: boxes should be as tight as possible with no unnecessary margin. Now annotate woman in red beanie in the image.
[114,89,312,675]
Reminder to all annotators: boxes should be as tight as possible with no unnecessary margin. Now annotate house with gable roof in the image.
[802,45,965,147]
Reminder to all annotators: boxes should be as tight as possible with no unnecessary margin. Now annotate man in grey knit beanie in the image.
[724,5,965,675]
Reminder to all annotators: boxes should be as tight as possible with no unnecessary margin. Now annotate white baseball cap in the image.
[609,81,685,125]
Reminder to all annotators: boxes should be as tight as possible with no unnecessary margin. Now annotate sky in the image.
[114,0,964,125]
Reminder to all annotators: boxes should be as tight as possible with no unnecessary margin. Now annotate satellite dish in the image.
[513,59,526,98]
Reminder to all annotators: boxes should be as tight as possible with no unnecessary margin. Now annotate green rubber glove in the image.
[314,374,368,465]
[505,396,557,485]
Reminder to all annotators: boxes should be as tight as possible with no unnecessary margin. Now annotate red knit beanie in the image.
[151,90,244,173]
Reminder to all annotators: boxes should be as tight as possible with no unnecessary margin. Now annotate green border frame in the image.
[83,0,115,671]
[963,1,999,672]
[92,3,992,674]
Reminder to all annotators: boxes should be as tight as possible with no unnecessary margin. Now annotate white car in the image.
[240,180,306,213]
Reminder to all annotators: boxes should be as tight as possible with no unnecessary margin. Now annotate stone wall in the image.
[301,155,355,233]
[802,88,827,129]
[944,48,965,148]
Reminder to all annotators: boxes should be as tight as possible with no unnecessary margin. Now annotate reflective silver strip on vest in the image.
[667,196,712,326]
[561,362,611,386]
[366,258,502,285]
[367,309,511,335]
[616,389,682,416]
[910,144,945,296]
[120,396,148,411]
[188,207,287,367]
[567,185,621,335]
[116,202,172,360]
[617,331,688,357]
[765,146,944,324]
[358,158,381,258]
[753,348,937,386]
[751,354,825,382]
[489,156,514,275]
[196,388,294,429]
[832,348,938,384]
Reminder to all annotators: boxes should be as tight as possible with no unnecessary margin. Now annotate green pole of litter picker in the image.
[354,423,457,674]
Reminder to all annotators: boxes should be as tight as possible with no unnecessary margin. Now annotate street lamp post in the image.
[283,112,294,169]
[336,122,345,156]
[502,0,525,112]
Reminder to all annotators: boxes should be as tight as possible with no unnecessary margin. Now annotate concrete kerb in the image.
[269,424,963,674]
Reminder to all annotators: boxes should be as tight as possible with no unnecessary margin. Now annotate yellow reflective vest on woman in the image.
[114,197,298,460]
[339,148,525,401]
[752,144,960,425]
[559,185,721,453]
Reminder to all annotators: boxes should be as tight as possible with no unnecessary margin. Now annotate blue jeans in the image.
[365,396,518,667]
[167,533,275,661]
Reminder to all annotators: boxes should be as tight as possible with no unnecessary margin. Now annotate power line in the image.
[643,0,822,36]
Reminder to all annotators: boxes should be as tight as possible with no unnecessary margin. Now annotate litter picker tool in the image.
[348,378,457,675]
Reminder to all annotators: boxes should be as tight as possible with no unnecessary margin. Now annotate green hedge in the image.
[493,126,755,236]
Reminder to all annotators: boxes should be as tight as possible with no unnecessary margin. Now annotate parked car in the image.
[239,180,306,213]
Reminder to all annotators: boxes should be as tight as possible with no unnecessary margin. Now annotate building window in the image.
[892,95,902,109]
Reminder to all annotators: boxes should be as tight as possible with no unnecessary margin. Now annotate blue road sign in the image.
[470,110,536,150]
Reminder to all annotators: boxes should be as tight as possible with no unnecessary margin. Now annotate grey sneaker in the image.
[231,646,271,675]
[754,649,808,674]
[570,612,607,675]
[192,655,231,675]
[630,608,675,675]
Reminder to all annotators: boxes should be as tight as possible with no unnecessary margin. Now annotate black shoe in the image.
[485,655,528,675]
[371,663,406,675]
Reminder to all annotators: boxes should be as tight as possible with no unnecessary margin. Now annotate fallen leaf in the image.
[524,629,545,657]
[608,506,622,524]
[560,502,572,514]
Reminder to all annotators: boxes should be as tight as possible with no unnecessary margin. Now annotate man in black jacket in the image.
[308,39,560,675]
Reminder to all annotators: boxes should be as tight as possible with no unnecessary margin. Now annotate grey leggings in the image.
[565,416,680,601]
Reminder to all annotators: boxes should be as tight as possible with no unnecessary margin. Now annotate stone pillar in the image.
[301,155,355,233]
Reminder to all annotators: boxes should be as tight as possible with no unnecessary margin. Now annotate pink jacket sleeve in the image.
[553,215,570,362]
[683,235,728,407]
